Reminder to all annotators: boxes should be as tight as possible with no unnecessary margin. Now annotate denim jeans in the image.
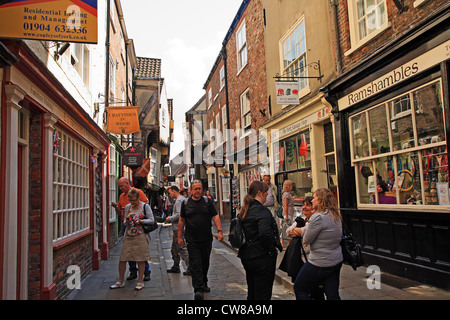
[128,261,150,275]
[294,261,342,300]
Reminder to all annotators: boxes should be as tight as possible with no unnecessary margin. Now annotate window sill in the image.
[345,23,391,57]
[53,229,93,250]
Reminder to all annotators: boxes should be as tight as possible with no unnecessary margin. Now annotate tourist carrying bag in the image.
[229,214,247,249]
[142,204,158,233]
[341,221,364,270]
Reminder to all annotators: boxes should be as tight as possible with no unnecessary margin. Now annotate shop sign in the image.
[136,158,151,177]
[271,107,331,140]
[339,39,450,111]
[123,146,144,167]
[0,0,98,44]
[106,106,140,135]
[276,81,299,105]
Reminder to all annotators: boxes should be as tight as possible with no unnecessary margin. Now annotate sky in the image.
[120,0,243,160]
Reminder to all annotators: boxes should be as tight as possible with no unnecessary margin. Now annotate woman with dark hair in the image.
[293,188,343,300]
[238,180,283,300]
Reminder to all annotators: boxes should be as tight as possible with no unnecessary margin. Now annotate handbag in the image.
[229,214,246,249]
[142,204,158,233]
[340,221,364,270]
[275,206,284,219]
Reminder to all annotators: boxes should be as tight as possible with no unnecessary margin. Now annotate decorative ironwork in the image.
[274,60,324,83]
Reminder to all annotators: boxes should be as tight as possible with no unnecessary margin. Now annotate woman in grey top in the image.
[293,188,343,300]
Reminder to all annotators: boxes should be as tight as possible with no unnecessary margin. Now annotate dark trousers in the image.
[187,240,212,292]
[294,261,342,300]
[129,261,150,275]
[241,254,277,300]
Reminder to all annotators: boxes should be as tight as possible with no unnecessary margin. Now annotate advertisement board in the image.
[0,0,98,43]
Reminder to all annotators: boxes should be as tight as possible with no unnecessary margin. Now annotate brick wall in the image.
[226,0,268,154]
[28,114,42,300]
[53,236,92,299]
[337,0,449,73]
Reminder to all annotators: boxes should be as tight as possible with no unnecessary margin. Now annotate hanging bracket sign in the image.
[123,146,144,168]
[106,106,140,135]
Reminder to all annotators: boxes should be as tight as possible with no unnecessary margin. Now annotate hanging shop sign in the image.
[136,158,151,177]
[0,0,98,44]
[276,81,299,105]
[106,106,140,135]
[123,146,144,168]
[338,39,450,111]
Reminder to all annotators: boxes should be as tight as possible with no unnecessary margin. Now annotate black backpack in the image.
[229,214,246,249]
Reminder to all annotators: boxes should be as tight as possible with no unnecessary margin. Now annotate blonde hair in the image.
[282,180,293,193]
[313,188,341,222]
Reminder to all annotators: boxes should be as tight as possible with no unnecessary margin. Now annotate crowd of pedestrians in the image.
[109,176,343,300]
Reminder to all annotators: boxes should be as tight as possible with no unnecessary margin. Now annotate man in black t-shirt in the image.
[178,180,223,300]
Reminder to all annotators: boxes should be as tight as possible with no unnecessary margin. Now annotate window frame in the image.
[240,89,251,133]
[349,79,449,209]
[236,20,248,74]
[346,0,390,56]
[53,128,90,243]
[279,16,309,99]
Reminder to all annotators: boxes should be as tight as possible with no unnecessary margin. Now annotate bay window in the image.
[350,80,449,206]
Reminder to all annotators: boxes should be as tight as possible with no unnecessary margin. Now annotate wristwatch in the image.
[217,230,222,232]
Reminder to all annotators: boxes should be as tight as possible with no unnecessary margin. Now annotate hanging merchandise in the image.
[286,141,295,163]
[53,131,60,153]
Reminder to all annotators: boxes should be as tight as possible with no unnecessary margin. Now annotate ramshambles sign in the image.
[338,39,450,111]
[106,106,140,135]
[0,0,98,44]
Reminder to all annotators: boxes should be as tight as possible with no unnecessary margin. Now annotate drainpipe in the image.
[330,0,342,75]
[104,0,111,123]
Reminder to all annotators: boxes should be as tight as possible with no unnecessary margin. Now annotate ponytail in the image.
[239,180,269,220]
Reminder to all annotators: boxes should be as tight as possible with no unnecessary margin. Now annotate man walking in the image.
[112,177,151,281]
[178,180,224,300]
[165,186,190,275]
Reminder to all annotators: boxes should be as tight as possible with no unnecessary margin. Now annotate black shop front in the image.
[323,10,450,289]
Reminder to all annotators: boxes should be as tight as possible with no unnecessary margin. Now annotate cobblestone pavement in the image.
[68,224,294,300]
[68,220,450,301]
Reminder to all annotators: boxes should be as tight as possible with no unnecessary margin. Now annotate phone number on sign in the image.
[23,23,88,34]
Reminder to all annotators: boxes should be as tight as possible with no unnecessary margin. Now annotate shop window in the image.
[208,172,216,200]
[221,176,230,202]
[350,80,449,207]
[274,130,312,202]
[109,145,117,222]
[53,129,90,241]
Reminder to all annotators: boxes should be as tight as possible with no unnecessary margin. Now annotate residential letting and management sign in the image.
[338,39,450,111]
[0,0,98,44]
